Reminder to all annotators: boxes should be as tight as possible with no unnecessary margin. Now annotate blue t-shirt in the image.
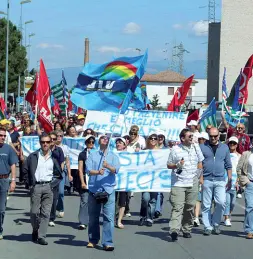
[0,144,19,175]
[86,150,120,194]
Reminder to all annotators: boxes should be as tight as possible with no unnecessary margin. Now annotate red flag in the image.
[52,99,60,117]
[0,95,6,113]
[37,59,53,133]
[67,92,73,112]
[238,54,253,104]
[167,90,179,111]
[186,109,199,124]
[25,73,38,111]
[177,75,194,105]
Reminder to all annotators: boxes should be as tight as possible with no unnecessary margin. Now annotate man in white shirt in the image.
[167,128,204,241]
[75,114,86,137]
[23,134,62,245]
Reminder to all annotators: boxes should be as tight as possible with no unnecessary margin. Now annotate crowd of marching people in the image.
[0,110,253,251]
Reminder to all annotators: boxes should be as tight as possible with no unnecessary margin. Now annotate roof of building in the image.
[141,70,197,84]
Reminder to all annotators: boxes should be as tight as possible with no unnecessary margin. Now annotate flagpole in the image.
[238,97,245,123]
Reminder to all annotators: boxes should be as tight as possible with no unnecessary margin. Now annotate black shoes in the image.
[32,230,38,242]
[139,218,145,226]
[170,232,178,241]
[146,221,153,227]
[38,238,48,245]
[183,232,192,238]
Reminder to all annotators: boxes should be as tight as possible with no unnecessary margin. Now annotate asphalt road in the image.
[1,183,252,259]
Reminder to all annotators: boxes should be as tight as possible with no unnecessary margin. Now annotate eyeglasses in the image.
[229,141,237,145]
[57,135,63,137]
[149,137,158,141]
[0,134,6,138]
[51,138,57,141]
[40,141,51,144]
[237,127,244,130]
[209,135,219,138]
[130,132,137,136]
[87,140,95,144]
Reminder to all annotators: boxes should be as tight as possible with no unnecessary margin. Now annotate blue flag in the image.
[232,69,242,111]
[199,98,217,132]
[70,51,148,114]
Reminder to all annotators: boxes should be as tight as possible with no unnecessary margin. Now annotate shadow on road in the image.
[135,230,172,242]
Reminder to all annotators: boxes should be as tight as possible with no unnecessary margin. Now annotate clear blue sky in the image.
[0,0,221,78]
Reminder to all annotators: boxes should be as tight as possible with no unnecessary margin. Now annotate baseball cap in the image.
[199,132,209,140]
[187,120,198,126]
[77,114,85,120]
[115,137,126,145]
[228,136,239,144]
[0,119,11,125]
[84,134,95,143]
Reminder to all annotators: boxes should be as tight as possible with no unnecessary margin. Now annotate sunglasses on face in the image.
[209,135,219,138]
[124,137,130,140]
[206,127,212,130]
[237,127,244,130]
[130,132,137,136]
[229,141,237,145]
[0,134,6,138]
[57,135,63,138]
[149,137,158,141]
[51,138,57,141]
[158,135,164,139]
[40,141,51,144]
[87,140,95,144]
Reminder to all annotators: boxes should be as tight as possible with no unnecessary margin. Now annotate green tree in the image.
[150,94,161,109]
[0,18,27,94]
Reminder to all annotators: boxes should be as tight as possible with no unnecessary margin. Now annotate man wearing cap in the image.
[188,120,201,144]
[222,113,250,154]
[0,127,18,240]
[75,114,86,137]
[86,134,120,251]
[128,125,146,151]
[77,134,95,230]
[200,127,232,236]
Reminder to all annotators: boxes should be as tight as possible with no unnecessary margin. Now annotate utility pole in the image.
[208,0,216,23]
[84,38,89,64]
[173,42,189,74]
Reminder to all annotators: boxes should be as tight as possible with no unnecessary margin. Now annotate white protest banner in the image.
[115,149,171,192]
[84,109,187,141]
[20,138,172,192]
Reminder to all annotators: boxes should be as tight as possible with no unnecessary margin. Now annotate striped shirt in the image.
[168,143,204,187]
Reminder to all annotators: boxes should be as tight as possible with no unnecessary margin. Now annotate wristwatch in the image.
[11,178,16,182]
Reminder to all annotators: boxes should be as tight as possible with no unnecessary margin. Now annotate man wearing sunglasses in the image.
[222,113,250,154]
[200,127,232,236]
[23,134,63,245]
[0,127,18,240]
[167,129,204,241]
[86,134,120,251]
[48,132,65,227]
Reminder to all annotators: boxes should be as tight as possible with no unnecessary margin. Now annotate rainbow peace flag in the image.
[70,51,148,113]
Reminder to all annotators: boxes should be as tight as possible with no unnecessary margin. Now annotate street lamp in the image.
[4,0,10,104]
[24,20,33,47]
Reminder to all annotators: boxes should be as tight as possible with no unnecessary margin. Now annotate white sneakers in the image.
[237,193,242,199]
[224,218,232,226]
[48,221,55,227]
[194,217,200,227]
[58,212,64,218]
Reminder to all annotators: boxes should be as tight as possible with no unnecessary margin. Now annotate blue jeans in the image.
[155,193,164,213]
[201,179,226,230]
[224,189,236,216]
[140,192,157,223]
[0,178,9,234]
[79,190,89,225]
[88,191,115,247]
[244,181,253,234]
[56,172,66,212]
